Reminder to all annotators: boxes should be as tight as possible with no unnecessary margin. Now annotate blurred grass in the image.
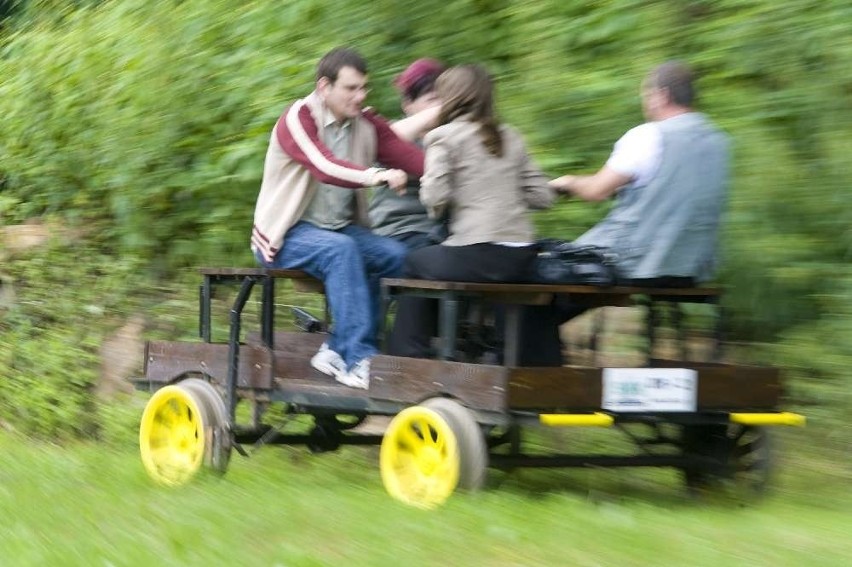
[2,0,850,442]
[0,422,849,566]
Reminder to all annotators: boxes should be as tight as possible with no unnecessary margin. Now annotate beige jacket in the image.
[421,119,554,246]
[251,92,424,263]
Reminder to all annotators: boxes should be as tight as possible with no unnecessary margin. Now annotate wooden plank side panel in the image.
[254,333,503,409]
[262,332,327,383]
[144,341,273,389]
[246,331,328,381]
[272,375,374,402]
[647,359,782,409]
[248,331,373,399]
[369,355,509,413]
[252,332,374,402]
[695,365,782,410]
[507,363,782,411]
[508,366,603,410]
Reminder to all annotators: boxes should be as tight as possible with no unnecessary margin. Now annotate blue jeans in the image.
[255,221,406,368]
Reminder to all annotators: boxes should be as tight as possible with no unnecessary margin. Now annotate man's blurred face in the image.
[402,90,440,117]
[319,66,369,122]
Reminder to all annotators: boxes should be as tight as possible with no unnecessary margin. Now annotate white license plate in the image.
[602,368,697,412]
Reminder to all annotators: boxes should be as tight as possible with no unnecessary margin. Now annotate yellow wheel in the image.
[139,383,210,486]
[380,406,460,509]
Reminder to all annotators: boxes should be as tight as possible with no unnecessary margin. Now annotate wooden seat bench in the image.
[381,278,723,366]
[194,268,721,370]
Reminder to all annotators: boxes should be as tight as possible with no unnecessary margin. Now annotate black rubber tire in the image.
[681,423,773,498]
[422,397,488,491]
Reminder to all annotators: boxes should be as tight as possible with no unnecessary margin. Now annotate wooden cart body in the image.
[136,268,800,476]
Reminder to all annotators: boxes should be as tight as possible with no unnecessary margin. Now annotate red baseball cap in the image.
[393,58,445,95]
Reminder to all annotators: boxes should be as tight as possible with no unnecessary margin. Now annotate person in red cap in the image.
[369,58,447,251]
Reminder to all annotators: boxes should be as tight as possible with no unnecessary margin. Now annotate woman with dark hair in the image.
[388,64,555,358]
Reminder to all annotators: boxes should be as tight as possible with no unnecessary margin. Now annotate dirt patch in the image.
[0,273,13,309]
[2,222,53,254]
[97,316,146,399]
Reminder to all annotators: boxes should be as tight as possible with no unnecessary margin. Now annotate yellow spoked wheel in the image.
[380,406,460,509]
[139,380,228,486]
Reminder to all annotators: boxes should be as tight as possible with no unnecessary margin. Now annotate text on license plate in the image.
[602,368,697,412]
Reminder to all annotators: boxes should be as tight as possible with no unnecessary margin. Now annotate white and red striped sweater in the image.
[251,91,424,263]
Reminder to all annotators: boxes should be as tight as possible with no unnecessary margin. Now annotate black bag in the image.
[532,239,619,286]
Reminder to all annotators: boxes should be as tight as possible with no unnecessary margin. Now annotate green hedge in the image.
[0,0,849,436]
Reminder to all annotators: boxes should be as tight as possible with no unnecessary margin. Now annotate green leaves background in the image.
[0,0,849,435]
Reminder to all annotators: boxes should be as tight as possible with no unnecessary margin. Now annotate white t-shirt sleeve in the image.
[605,122,662,189]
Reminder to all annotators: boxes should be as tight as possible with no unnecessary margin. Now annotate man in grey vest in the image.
[524,60,729,365]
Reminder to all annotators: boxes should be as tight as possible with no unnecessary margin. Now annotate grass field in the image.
[1,415,850,566]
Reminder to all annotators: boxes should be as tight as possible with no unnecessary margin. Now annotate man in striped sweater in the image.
[252,48,427,389]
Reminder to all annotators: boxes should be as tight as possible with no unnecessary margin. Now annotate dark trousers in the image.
[516,300,590,366]
[387,243,537,358]
[394,231,435,252]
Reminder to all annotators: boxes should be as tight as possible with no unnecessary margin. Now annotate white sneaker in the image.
[336,359,371,390]
[310,343,346,379]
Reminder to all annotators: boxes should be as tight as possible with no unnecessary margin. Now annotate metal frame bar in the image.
[591,307,606,366]
[261,276,275,349]
[645,298,658,364]
[226,276,259,423]
[712,296,724,362]
[489,454,712,469]
[503,304,522,367]
[438,291,460,361]
[234,431,384,446]
[200,277,212,342]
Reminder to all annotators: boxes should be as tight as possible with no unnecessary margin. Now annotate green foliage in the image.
[0,239,143,439]
[0,0,850,437]
[1,0,321,268]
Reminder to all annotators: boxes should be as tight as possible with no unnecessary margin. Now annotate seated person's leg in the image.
[256,221,376,370]
[406,243,534,282]
[386,245,445,358]
[340,224,407,344]
[395,231,435,252]
[516,298,592,367]
[388,244,538,359]
[341,224,406,281]
[387,295,438,357]
[516,306,566,367]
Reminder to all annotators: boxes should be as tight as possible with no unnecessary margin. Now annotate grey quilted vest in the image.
[575,113,729,282]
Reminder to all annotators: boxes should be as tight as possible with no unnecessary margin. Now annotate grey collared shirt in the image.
[301,116,356,229]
